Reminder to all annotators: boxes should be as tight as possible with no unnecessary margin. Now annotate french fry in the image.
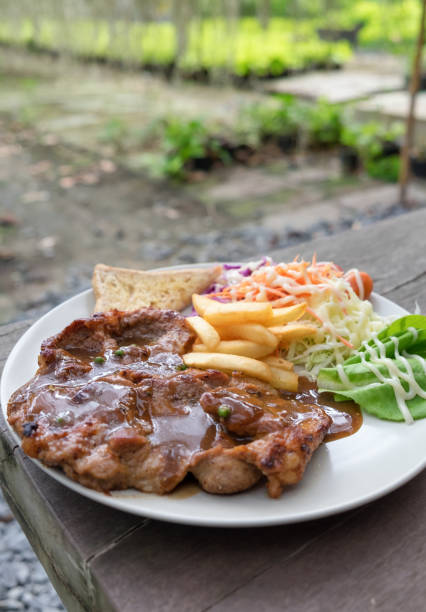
[266,303,307,326]
[188,294,304,390]
[186,316,220,350]
[269,366,298,392]
[182,352,272,383]
[192,343,208,352]
[203,301,273,326]
[262,355,294,371]
[269,323,317,344]
[215,326,235,340]
[217,323,278,349]
[192,294,216,317]
[215,340,273,359]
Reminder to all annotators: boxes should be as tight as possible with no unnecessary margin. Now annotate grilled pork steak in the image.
[7,308,331,497]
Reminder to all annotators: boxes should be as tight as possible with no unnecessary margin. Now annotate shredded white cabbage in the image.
[285,279,388,379]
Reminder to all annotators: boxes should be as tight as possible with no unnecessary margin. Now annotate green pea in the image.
[218,405,231,419]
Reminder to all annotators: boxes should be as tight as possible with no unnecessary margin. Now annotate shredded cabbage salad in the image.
[208,257,388,379]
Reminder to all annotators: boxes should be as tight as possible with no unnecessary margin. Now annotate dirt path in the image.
[0,118,229,323]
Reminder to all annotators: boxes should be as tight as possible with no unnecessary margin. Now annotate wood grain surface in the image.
[1,209,425,612]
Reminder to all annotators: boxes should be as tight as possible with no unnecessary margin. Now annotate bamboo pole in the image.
[258,0,271,30]
[399,0,426,205]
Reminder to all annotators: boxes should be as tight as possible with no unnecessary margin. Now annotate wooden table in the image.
[1,209,426,612]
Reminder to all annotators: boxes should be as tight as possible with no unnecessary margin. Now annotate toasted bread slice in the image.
[92,263,221,313]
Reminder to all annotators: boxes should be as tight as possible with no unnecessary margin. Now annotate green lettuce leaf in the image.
[345,315,426,365]
[317,315,426,422]
[379,314,426,338]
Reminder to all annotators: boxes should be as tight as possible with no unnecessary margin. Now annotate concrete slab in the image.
[265,70,404,103]
[260,201,340,232]
[347,52,405,75]
[38,114,101,131]
[260,181,426,235]
[202,167,289,202]
[356,91,426,146]
[338,184,399,213]
[356,91,426,121]
[199,156,343,206]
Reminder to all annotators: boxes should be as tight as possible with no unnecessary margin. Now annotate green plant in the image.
[341,121,403,159]
[0,16,352,81]
[340,120,403,182]
[157,118,230,180]
[161,118,205,178]
[237,95,300,146]
[365,155,400,183]
[340,124,361,149]
[305,100,343,147]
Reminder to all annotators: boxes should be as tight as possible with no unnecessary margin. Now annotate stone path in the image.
[265,69,404,103]
[0,48,261,173]
[357,91,426,120]
[356,91,426,145]
[0,493,64,612]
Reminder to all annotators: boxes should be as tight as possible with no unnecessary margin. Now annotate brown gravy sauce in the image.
[55,346,362,444]
[168,480,201,499]
[165,378,362,498]
[21,339,361,501]
[285,377,363,443]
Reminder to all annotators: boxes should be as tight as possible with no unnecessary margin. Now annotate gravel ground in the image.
[0,492,64,611]
[9,198,423,325]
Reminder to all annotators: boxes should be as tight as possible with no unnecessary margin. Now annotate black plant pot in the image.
[188,156,215,172]
[405,71,426,92]
[340,146,360,174]
[276,132,299,153]
[316,21,365,46]
[410,155,426,179]
[228,144,256,164]
[380,140,400,158]
[180,68,210,83]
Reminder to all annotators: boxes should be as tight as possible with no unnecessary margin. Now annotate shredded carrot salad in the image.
[211,256,344,308]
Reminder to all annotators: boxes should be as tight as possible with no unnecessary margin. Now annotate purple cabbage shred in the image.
[223,264,241,270]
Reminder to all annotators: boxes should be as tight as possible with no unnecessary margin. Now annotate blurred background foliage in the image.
[0,0,425,329]
[0,0,421,82]
[134,97,404,182]
[0,0,423,184]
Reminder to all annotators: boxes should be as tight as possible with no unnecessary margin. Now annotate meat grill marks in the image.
[7,308,331,498]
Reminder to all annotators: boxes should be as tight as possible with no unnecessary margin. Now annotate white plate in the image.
[2,279,426,527]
